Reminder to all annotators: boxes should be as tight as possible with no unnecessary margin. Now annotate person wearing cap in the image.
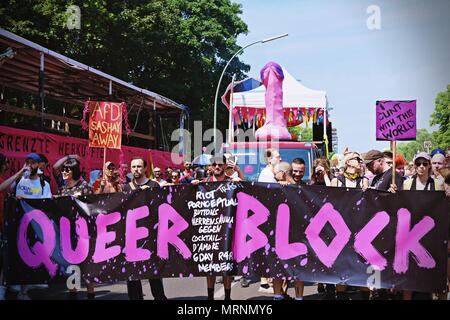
[93,161,122,194]
[15,153,52,199]
[12,153,52,299]
[403,152,442,192]
[331,151,368,190]
[331,151,370,299]
[363,149,402,192]
[402,152,442,300]
[191,155,241,300]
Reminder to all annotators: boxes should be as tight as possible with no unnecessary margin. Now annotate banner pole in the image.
[391,140,396,186]
[103,147,107,180]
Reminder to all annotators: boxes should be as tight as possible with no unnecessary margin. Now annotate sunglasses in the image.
[212,163,224,167]
[171,175,179,179]
[415,161,429,167]
[62,166,72,173]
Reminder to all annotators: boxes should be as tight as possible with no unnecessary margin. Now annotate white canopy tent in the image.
[230,67,327,109]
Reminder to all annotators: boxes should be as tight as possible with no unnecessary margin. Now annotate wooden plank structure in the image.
[0,28,188,147]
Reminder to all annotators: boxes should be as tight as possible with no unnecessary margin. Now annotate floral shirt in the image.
[58,180,93,197]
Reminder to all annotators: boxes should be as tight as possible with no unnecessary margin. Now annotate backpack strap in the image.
[128,181,137,190]
[337,175,346,187]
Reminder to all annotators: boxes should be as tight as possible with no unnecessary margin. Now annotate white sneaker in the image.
[0,286,6,300]
[258,285,274,294]
[17,292,31,300]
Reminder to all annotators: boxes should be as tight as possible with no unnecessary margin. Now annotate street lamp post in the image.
[212,33,289,152]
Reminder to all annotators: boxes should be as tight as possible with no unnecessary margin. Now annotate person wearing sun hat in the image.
[332,151,369,190]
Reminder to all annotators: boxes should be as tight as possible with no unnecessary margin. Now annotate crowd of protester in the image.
[0,146,449,300]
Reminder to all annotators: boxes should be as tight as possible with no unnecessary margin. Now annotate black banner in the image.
[4,182,449,293]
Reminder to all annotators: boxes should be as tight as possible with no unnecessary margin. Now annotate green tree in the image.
[397,128,435,161]
[0,0,249,133]
[430,84,450,149]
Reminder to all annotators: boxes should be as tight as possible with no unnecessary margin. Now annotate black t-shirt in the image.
[122,179,159,192]
[371,168,403,191]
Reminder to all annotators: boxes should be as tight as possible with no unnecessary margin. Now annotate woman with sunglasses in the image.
[403,152,442,192]
[402,152,442,300]
[57,159,92,197]
[331,151,369,190]
[55,158,95,299]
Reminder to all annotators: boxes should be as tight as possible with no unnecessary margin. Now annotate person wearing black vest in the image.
[123,157,167,300]
[403,152,442,192]
[331,151,370,300]
[402,152,442,300]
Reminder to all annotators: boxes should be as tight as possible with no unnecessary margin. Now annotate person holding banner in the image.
[122,157,167,300]
[402,152,443,300]
[363,150,402,193]
[331,151,370,300]
[439,167,450,300]
[403,152,443,192]
[55,158,94,299]
[191,155,242,300]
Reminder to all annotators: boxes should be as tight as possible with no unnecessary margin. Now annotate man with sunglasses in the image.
[363,149,402,193]
[191,155,241,300]
[152,167,167,186]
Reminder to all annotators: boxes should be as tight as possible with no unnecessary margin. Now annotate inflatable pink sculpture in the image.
[255,62,292,141]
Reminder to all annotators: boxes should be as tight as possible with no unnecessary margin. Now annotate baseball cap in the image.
[362,150,384,164]
[413,152,431,163]
[430,148,445,157]
[26,153,41,162]
[344,151,362,164]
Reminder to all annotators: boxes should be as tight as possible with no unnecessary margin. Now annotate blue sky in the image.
[234,0,450,153]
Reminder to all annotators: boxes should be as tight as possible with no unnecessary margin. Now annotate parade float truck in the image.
[221,62,329,182]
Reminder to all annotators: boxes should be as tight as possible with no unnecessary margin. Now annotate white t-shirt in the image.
[15,177,52,199]
[258,166,277,183]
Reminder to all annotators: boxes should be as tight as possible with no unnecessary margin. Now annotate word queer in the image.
[18,192,435,277]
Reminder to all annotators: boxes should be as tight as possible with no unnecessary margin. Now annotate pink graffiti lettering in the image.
[232,192,269,262]
[305,203,351,268]
[394,208,436,274]
[275,203,307,260]
[18,209,57,277]
[60,216,89,264]
[354,211,389,270]
[125,206,151,262]
[92,212,121,263]
[157,203,191,260]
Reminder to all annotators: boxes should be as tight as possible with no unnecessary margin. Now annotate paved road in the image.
[14,276,338,300]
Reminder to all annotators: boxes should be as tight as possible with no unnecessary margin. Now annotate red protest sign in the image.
[88,101,123,149]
